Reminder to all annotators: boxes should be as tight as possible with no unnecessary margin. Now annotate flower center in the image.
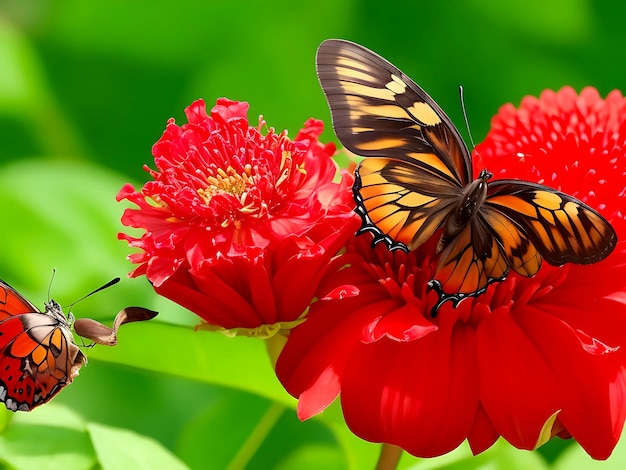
[197,165,252,204]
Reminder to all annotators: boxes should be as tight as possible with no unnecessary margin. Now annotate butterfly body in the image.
[0,282,85,411]
[317,39,617,313]
[439,169,492,254]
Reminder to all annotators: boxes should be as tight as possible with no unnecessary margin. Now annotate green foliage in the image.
[88,422,188,470]
[0,1,625,468]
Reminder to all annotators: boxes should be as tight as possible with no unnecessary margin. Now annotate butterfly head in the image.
[44,299,69,325]
[478,169,493,182]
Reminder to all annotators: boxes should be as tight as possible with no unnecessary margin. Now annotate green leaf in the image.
[0,405,95,470]
[86,321,295,407]
[88,422,189,470]
[175,393,352,469]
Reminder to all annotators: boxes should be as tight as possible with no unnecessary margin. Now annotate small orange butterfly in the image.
[0,279,157,411]
[316,39,617,313]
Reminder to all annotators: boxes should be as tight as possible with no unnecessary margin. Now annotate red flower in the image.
[117,98,359,332]
[275,87,626,459]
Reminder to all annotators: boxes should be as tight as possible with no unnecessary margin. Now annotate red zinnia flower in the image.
[275,86,626,459]
[117,98,358,333]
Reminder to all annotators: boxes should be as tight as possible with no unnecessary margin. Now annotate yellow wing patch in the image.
[407,102,442,126]
[354,137,412,152]
[386,75,407,94]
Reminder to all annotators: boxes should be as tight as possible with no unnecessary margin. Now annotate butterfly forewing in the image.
[316,39,472,185]
[0,281,39,319]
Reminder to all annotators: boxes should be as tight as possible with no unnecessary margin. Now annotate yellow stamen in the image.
[198,166,250,205]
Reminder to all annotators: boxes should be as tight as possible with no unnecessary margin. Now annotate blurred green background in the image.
[1,1,625,469]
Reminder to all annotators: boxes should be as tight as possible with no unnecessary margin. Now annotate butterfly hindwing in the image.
[478,203,542,277]
[429,212,510,311]
[485,180,617,267]
[0,314,83,411]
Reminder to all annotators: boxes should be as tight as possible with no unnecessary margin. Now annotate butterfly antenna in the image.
[47,268,57,302]
[65,277,121,312]
[459,86,476,149]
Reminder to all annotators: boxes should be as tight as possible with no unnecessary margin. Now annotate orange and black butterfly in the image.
[316,39,617,314]
[0,279,157,411]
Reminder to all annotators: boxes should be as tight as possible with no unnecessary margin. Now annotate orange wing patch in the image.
[433,221,509,297]
[481,206,541,277]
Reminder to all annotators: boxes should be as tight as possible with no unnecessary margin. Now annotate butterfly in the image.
[0,279,157,411]
[316,39,617,313]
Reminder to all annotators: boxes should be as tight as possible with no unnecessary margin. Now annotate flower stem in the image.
[375,444,402,470]
[226,402,285,470]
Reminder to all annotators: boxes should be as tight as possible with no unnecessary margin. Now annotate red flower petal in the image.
[341,314,479,457]
[478,301,626,458]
